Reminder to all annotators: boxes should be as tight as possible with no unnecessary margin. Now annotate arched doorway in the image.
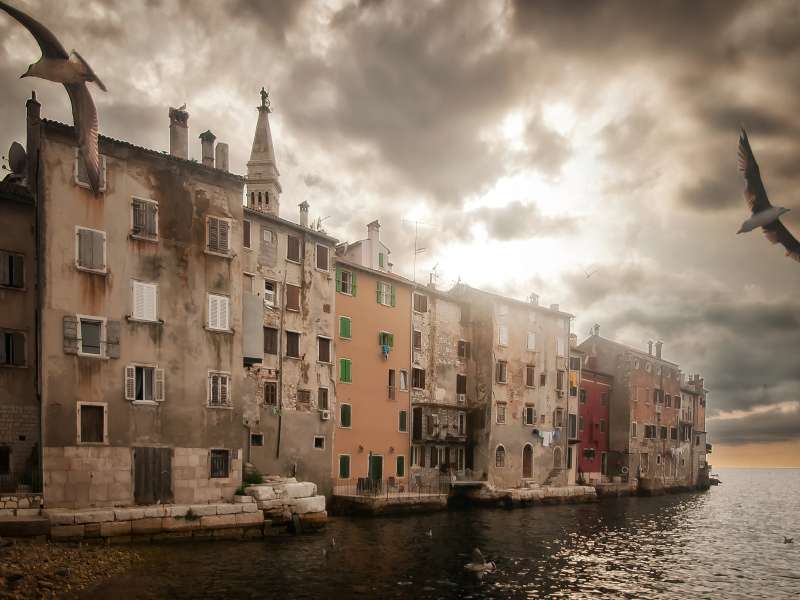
[553,446,563,468]
[522,444,533,479]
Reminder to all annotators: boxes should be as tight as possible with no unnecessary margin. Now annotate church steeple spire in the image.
[246,88,282,216]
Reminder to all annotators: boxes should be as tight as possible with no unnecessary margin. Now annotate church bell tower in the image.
[246,88,282,216]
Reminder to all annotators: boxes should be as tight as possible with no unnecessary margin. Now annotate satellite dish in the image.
[8,142,26,174]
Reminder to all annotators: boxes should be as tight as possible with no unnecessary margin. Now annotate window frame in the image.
[125,362,165,404]
[251,433,264,447]
[313,436,325,450]
[130,196,158,241]
[264,280,277,308]
[209,449,230,479]
[74,226,107,274]
[399,369,408,391]
[285,330,301,359]
[286,284,301,312]
[398,410,408,433]
[0,251,25,290]
[556,338,565,357]
[0,329,27,367]
[396,455,405,478]
[412,293,428,313]
[526,365,535,388]
[318,387,329,411]
[286,235,301,263]
[339,316,352,340]
[206,293,231,332]
[495,361,507,384]
[207,370,232,409]
[76,401,108,445]
[76,314,107,359]
[130,279,159,323]
[264,327,278,355]
[496,403,506,424]
[495,445,506,468]
[264,381,278,406]
[412,367,426,390]
[499,304,509,317]
[498,325,509,347]
[340,358,352,384]
[339,403,352,428]
[243,219,251,249]
[526,331,536,351]
[316,244,330,272]
[411,446,420,467]
[339,454,351,478]
[318,336,332,364]
[206,216,232,256]
[457,340,470,359]
[74,149,106,192]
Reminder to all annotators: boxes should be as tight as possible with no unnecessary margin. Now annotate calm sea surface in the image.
[77,468,799,599]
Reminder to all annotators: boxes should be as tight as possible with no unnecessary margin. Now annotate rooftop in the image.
[452,283,574,318]
[579,334,679,367]
[334,256,416,287]
[0,180,34,203]
[243,206,338,244]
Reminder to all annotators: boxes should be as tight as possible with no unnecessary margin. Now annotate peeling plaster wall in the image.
[35,122,245,508]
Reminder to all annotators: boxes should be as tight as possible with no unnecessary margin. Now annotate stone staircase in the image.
[542,468,563,487]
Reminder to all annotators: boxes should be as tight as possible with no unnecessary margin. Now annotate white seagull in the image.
[0,1,107,197]
[737,126,800,263]
[464,547,497,580]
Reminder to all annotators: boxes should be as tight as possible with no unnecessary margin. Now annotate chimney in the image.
[169,106,189,159]
[199,130,216,168]
[26,90,41,122]
[299,201,310,228]
[367,220,380,243]
[647,341,653,356]
[550,303,559,311]
[528,293,539,306]
[570,333,577,347]
[655,340,663,359]
[215,142,229,172]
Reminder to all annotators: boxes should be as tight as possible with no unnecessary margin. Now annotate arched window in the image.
[495,445,505,468]
[258,191,262,207]
[250,192,255,206]
[522,444,533,478]
[265,191,269,206]
[553,446,563,468]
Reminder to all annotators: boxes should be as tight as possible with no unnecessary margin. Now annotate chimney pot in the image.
[199,130,216,168]
[299,201,310,228]
[26,91,41,121]
[592,323,600,336]
[655,340,663,359]
[529,293,539,305]
[550,303,559,311]
[647,341,653,355]
[169,106,190,159]
[215,142,229,172]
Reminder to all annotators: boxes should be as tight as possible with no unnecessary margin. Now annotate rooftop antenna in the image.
[403,218,438,283]
[316,215,330,231]
[429,262,440,288]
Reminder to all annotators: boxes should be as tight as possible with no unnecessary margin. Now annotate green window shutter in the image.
[347,360,352,383]
[379,332,383,345]
[336,268,342,293]
[390,285,396,307]
[340,455,350,478]
[399,410,407,432]
[340,359,351,383]
[379,252,385,268]
[345,318,351,339]
[389,334,394,347]
[342,405,351,428]
[340,359,345,381]
[396,455,405,478]
[377,280,383,303]
[351,272,357,296]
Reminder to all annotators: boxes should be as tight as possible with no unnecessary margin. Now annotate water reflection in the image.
[76,469,799,600]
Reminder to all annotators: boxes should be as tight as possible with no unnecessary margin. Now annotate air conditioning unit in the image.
[654,404,662,414]
[558,390,566,398]
[457,394,466,404]
[320,410,331,421]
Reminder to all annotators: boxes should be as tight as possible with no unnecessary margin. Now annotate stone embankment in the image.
[244,477,327,531]
[0,493,43,516]
[464,485,598,507]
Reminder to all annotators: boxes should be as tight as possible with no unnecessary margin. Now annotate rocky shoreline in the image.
[0,539,140,600]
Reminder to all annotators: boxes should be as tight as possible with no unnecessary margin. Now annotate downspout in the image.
[409,283,416,478]
[276,268,287,459]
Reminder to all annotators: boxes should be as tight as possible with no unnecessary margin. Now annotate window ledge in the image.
[77,353,109,361]
[77,441,109,446]
[204,250,234,260]
[285,355,302,361]
[204,326,234,335]
[286,259,301,265]
[205,404,233,411]
[0,284,26,292]
[0,363,28,369]
[127,316,164,325]
[130,233,158,243]
[317,361,333,365]
[76,266,107,276]
[131,400,160,406]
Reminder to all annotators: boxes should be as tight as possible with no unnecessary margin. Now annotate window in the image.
[460,305,470,324]
[644,424,657,439]
[243,273,255,294]
[264,327,278,355]
[634,359,640,369]
[526,332,536,351]
[540,372,546,387]
[456,374,467,399]
[208,372,231,406]
[0,252,24,288]
[131,280,158,322]
[286,331,300,358]
[656,366,662,375]
[495,445,505,467]
[582,448,596,459]
[459,412,466,435]
[286,285,301,311]
[0,447,9,473]
[314,436,325,449]
[336,269,356,295]
[632,385,639,402]
[339,455,351,478]
[287,235,300,262]
[412,368,425,389]
[411,446,420,467]
[671,427,678,440]
[661,426,668,439]
[263,281,276,307]
[340,359,352,384]
[399,369,408,391]
[526,365,535,387]
[557,318,565,330]
[457,340,470,359]
[210,449,229,478]
[75,227,106,272]
[646,362,652,373]
[497,403,506,424]
[388,369,396,396]
[554,408,564,427]
[297,390,311,409]
[495,361,507,383]
[632,421,637,438]
[396,455,405,478]
[264,382,277,406]
[499,304,508,317]
[528,311,536,323]
[318,388,329,410]
[1,330,25,366]
[570,357,581,371]
[79,318,103,356]
[600,419,606,433]
[340,403,352,428]
[316,244,329,271]
[556,371,565,391]
[207,294,230,331]
[399,410,408,433]
[125,365,164,402]
[75,150,105,191]
[413,330,422,349]
[498,325,509,346]
[675,395,682,409]
[601,392,606,407]
[645,388,650,405]
[579,416,584,431]
[430,446,438,468]
[379,331,394,347]
[413,293,428,313]
[665,394,671,408]
[568,413,577,438]
[318,337,331,363]
[78,403,106,444]
[251,434,264,447]
[207,217,230,254]
[580,388,587,403]
[377,281,395,306]
[243,220,251,249]
[524,407,535,425]
[339,316,351,339]
[556,338,565,357]
[378,252,386,268]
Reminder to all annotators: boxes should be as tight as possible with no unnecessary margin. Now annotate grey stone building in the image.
[25,95,246,509]
[451,285,573,488]
[240,96,339,498]
[409,285,472,481]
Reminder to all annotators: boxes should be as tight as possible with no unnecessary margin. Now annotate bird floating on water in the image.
[785,536,794,544]
[0,0,107,198]
[330,538,335,548]
[737,126,800,263]
[464,548,497,580]
[426,530,433,538]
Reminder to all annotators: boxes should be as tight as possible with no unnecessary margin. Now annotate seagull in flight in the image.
[737,126,800,263]
[464,548,497,580]
[580,268,599,278]
[0,1,107,197]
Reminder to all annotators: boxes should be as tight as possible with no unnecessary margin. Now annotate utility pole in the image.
[402,219,438,283]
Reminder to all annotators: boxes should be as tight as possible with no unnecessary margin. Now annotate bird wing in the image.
[64,82,101,197]
[738,126,773,214]
[471,548,485,566]
[70,50,107,92]
[0,0,68,59]
[762,219,800,263]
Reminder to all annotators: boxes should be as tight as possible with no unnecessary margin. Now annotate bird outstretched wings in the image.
[763,220,800,263]
[471,548,485,566]
[0,0,68,59]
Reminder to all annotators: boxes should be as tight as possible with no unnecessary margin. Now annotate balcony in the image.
[387,386,396,401]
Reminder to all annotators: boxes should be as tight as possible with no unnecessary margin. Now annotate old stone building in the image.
[26,96,246,509]
[240,95,338,498]
[409,285,472,481]
[0,176,38,489]
[451,286,573,488]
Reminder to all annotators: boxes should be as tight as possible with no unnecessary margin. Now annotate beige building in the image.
[240,95,339,498]
[26,95,246,509]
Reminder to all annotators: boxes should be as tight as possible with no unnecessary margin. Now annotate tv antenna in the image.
[429,262,440,287]
[402,218,438,283]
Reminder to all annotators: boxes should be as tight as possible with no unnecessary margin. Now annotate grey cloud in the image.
[707,402,800,445]
[230,0,311,44]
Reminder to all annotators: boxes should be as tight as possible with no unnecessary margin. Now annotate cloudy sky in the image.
[2,0,799,466]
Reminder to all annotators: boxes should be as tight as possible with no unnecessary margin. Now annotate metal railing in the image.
[333,476,450,498]
[0,471,42,494]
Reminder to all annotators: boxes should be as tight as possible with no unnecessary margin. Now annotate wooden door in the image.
[370,455,383,480]
[523,444,533,478]
[553,446,563,468]
[134,447,173,505]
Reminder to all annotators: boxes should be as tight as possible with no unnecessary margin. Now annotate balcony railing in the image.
[0,470,42,494]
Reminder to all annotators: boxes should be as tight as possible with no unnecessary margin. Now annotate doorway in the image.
[369,454,383,480]
[134,447,173,505]
[522,444,533,478]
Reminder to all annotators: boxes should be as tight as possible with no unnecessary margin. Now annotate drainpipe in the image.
[409,283,416,479]
[276,269,288,459]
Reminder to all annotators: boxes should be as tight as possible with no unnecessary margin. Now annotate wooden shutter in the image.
[133,281,145,319]
[210,374,219,404]
[106,321,120,359]
[557,338,565,357]
[287,285,300,311]
[144,283,157,321]
[208,217,219,252]
[219,220,229,254]
[526,365,535,387]
[379,252,385,268]
[340,455,350,478]
[78,228,92,267]
[63,315,78,354]
[317,245,328,270]
[287,236,300,262]
[376,280,383,303]
[499,326,508,346]
[527,332,536,350]
[0,330,4,364]
[0,252,8,285]
[390,285,396,307]
[351,272,357,296]
[220,375,229,404]
[457,374,467,395]
[11,333,24,366]
[145,201,157,236]
[244,220,251,248]
[11,255,23,287]
[91,230,104,270]
[125,366,136,400]
[399,411,407,432]
[80,405,105,443]
[154,368,165,402]
[336,268,342,292]
[219,297,229,330]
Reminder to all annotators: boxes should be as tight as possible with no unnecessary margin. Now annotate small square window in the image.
[314,436,325,450]
[210,449,229,478]
[251,433,264,447]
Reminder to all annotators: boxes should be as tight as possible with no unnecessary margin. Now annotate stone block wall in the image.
[0,405,39,472]
[0,492,43,516]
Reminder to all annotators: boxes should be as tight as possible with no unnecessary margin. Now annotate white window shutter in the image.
[557,338,565,357]
[125,366,136,400]
[209,295,219,329]
[499,326,508,346]
[219,297,229,330]
[154,368,165,402]
[527,332,535,350]
[133,281,145,319]
[220,375,229,404]
[144,283,157,321]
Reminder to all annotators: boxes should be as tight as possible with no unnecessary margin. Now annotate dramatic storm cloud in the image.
[1,0,799,463]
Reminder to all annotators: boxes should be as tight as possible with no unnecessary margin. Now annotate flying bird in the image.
[464,547,497,580]
[0,1,107,197]
[425,530,433,538]
[580,268,599,278]
[737,126,800,263]
[785,536,794,544]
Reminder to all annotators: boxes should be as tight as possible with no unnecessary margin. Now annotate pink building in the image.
[577,360,613,483]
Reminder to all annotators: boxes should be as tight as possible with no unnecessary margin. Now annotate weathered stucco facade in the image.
[28,100,245,509]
